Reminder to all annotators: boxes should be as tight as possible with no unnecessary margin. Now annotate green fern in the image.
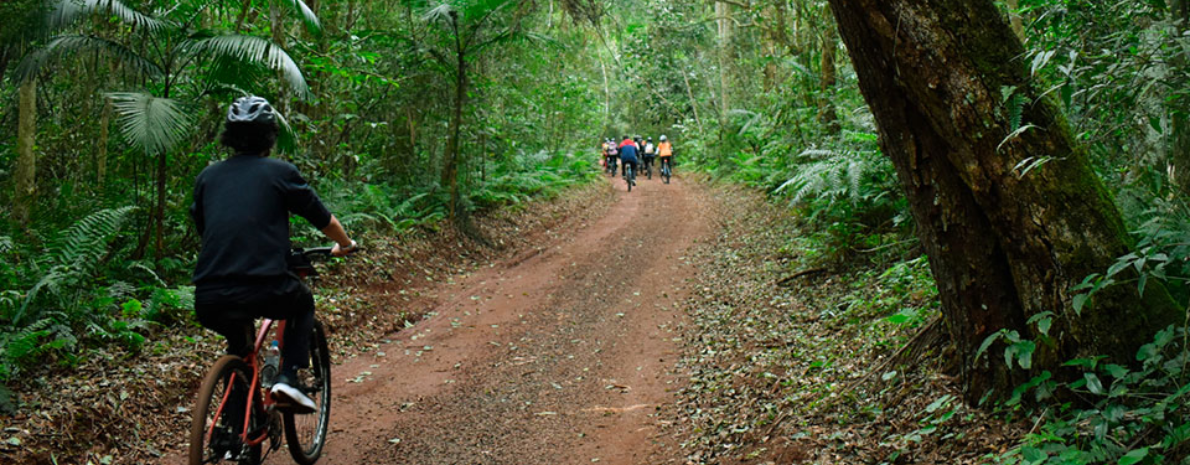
[46,206,134,267]
[0,316,76,381]
[1009,93,1025,131]
[776,149,892,205]
[14,207,135,325]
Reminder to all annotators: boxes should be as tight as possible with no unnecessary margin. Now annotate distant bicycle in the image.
[189,247,350,465]
[605,156,618,176]
[660,158,672,184]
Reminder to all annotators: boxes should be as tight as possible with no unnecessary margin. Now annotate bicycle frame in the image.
[206,318,286,448]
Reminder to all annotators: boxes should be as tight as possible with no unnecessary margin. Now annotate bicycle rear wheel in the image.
[190,355,262,465]
[627,166,634,192]
[283,320,332,464]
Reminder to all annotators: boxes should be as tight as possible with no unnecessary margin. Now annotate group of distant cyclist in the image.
[601,134,675,189]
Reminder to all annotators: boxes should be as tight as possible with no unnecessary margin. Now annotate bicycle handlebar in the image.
[297,246,362,258]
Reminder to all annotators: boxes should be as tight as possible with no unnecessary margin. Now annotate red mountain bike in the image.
[188,247,346,465]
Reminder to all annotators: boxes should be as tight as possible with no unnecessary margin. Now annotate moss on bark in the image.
[828,0,1183,400]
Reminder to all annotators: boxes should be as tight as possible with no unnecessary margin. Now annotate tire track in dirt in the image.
[178,173,712,465]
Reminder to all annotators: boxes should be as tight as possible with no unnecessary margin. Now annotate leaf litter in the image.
[656,184,1025,464]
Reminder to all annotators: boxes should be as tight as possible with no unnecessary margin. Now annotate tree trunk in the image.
[1167,0,1190,195]
[153,150,167,261]
[14,77,37,227]
[1006,0,1024,40]
[97,95,112,185]
[441,36,466,223]
[683,70,706,135]
[97,64,116,185]
[818,19,839,134]
[234,0,252,32]
[827,0,1183,401]
[270,0,290,130]
[715,0,732,142]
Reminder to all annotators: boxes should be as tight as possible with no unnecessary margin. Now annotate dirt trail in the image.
[179,173,711,464]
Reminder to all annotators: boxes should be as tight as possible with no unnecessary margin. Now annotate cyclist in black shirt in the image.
[191,96,356,413]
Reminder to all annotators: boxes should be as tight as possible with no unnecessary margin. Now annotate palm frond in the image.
[108,93,192,155]
[275,110,300,155]
[50,0,167,33]
[191,34,311,99]
[277,0,322,36]
[15,34,162,82]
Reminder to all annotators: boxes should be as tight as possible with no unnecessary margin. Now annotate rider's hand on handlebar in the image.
[332,240,358,257]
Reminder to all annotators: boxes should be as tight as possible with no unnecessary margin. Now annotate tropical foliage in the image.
[4,0,1190,462]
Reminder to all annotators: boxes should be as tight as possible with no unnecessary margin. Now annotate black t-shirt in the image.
[190,155,332,286]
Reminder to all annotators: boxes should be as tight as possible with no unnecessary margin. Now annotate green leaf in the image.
[1014,340,1036,370]
[1022,446,1047,463]
[191,34,311,99]
[1084,373,1105,395]
[277,0,322,36]
[16,34,163,83]
[50,0,167,33]
[108,93,192,155]
[976,331,1002,360]
[1072,293,1090,315]
[1117,447,1147,465]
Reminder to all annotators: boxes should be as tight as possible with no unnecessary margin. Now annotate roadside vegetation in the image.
[4,0,1190,463]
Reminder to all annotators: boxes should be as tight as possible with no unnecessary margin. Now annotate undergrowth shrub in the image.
[0,207,191,382]
[304,149,598,241]
[979,197,1190,464]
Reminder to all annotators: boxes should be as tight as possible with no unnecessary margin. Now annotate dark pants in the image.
[643,156,656,172]
[660,157,673,173]
[621,159,638,176]
[195,275,314,377]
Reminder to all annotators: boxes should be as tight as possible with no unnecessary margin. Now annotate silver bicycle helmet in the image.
[226,95,276,125]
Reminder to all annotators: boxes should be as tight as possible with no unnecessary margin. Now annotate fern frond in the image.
[1008,93,1025,131]
[47,206,135,267]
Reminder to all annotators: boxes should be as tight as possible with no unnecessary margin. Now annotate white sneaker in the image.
[271,376,316,414]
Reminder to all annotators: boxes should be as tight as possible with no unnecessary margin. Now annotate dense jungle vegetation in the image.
[4,0,1190,462]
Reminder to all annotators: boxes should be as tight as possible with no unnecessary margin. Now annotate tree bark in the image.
[715,0,732,142]
[1167,0,1190,195]
[97,63,117,185]
[153,150,167,261]
[440,16,466,223]
[14,77,37,227]
[818,19,839,134]
[1006,0,1024,40]
[827,0,1183,400]
[270,0,290,131]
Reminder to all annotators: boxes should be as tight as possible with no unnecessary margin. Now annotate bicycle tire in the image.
[190,355,262,465]
[627,166,634,192]
[284,320,332,464]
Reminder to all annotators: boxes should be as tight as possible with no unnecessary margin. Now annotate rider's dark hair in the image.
[220,121,278,156]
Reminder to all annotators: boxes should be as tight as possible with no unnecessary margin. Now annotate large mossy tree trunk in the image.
[826,0,1183,400]
[14,77,37,227]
